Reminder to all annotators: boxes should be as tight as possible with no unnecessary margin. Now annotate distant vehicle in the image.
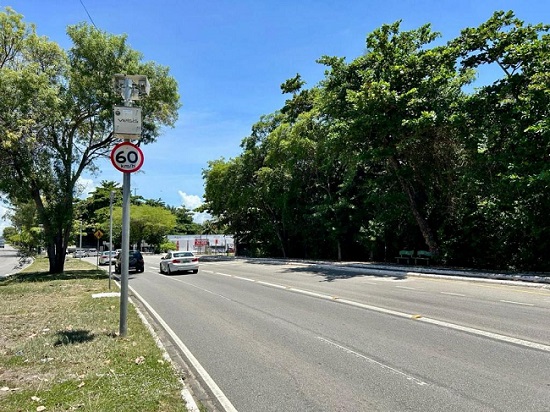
[73,249,88,258]
[99,251,117,265]
[0,238,4,248]
[87,248,98,256]
[159,251,199,275]
[114,250,144,274]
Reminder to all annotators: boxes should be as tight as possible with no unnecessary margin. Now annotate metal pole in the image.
[109,191,113,290]
[79,220,82,258]
[119,76,133,337]
[119,171,131,336]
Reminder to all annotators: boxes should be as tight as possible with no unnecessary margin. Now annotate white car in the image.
[73,249,88,258]
[99,251,117,265]
[159,251,199,275]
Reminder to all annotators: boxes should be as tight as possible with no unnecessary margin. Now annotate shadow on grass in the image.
[0,269,108,285]
[54,329,96,346]
[53,329,118,346]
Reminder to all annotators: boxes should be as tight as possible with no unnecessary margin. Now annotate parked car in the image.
[114,250,144,274]
[73,249,88,258]
[159,251,199,274]
[99,251,117,265]
[87,248,98,256]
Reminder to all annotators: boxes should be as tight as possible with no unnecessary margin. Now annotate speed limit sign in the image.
[110,141,144,173]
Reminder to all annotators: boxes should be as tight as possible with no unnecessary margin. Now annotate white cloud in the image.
[178,192,203,210]
[192,211,211,225]
[178,191,211,224]
[75,177,97,198]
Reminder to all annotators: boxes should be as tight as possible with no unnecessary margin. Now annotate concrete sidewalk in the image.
[344,262,550,287]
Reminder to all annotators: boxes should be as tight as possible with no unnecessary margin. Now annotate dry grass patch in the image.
[0,257,188,411]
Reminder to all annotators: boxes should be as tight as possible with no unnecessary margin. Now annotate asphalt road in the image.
[109,256,550,410]
[0,244,25,277]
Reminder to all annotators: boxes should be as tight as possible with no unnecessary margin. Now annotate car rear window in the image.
[174,252,193,257]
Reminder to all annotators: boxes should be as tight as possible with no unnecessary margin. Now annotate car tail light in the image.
[191,258,198,262]
[172,259,181,263]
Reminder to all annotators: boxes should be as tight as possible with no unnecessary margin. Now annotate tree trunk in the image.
[388,157,439,255]
[46,226,68,274]
[275,228,287,258]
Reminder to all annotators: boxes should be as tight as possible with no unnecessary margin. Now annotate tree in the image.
[3,199,43,254]
[0,8,180,273]
[106,204,176,251]
[202,11,549,270]
[449,11,550,269]
[80,180,122,223]
[167,205,201,234]
[318,21,472,257]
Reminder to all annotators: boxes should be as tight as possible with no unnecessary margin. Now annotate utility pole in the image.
[112,74,149,337]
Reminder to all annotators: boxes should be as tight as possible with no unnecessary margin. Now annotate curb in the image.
[228,256,550,287]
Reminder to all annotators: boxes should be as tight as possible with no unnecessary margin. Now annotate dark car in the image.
[114,250,144,274]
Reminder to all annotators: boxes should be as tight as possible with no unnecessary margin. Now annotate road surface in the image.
[114,256,550,411]
[0,244,26,278]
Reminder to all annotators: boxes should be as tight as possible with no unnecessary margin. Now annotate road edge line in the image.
[128,284,239,412]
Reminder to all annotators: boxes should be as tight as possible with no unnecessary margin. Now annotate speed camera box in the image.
[114,106,142,137]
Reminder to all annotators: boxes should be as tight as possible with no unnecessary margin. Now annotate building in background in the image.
[167,234,234,254]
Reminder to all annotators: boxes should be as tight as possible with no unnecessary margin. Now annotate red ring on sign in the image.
[110,141,144,173]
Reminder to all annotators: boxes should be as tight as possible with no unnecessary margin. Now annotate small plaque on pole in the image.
[114,106,142,139]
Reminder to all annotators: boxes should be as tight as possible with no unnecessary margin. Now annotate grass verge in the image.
[0,257,189,412]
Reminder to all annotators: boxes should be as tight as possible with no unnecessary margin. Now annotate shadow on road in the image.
[282,264,408,282]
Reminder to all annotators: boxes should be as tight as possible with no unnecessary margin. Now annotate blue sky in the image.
[1,0,549,230]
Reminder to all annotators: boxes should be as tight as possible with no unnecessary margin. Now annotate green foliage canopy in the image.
[203,10,550,270]
[0,7,180,273]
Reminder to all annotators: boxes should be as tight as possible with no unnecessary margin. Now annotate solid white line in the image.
[317,337,428,386]
[129,286,238,412]
[440,292,466,297]
[396,286,417,290]
[207,272,550,353]
[499,300,534,307]
[124,287,200,412]
[418,317,550,352]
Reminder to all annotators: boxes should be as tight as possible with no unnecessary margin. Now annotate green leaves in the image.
[0,7,180,273]
[202,10,550,270]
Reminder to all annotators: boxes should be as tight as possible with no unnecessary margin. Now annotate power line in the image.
[79,0,97,28]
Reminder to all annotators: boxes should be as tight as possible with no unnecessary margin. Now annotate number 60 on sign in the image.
[110,141,144,173]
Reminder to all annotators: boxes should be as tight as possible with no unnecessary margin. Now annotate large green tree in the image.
[0,8,180,273]
[107,204,176,252]
[203,10,549,270]
[448,11,550,269]
[318,21,473,257]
